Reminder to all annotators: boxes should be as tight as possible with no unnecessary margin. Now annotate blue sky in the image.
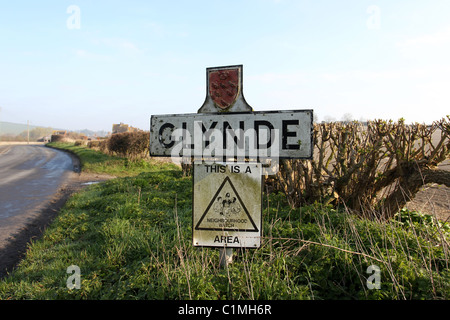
[1,0,449,131]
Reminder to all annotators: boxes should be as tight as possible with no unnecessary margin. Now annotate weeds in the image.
[0,143,448,300]
[1,171,448,299]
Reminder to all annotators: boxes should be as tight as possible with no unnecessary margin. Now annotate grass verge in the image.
[0,143,448,299]
[46,142,177,177]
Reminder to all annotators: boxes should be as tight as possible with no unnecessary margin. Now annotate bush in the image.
[87,139,108,153]
[274,117,450,218]
[51,135,76,143]
[87,140,101,148]
[74,140,88,146]
[107,131,150,161]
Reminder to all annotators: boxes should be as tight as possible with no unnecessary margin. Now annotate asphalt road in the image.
[0,144,73,250]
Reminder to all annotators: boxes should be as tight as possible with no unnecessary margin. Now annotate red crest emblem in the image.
[208,67,240,110]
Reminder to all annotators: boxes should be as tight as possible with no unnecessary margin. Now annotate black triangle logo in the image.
[195,176,259,232]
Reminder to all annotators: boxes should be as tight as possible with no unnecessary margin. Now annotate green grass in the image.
[46,142,178,177]
[0,143,448,299]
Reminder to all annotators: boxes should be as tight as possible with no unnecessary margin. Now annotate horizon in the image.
[1,1,449,132]
[0,120,109,136]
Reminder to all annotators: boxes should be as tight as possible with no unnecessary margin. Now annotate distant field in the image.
[0,121,43,135]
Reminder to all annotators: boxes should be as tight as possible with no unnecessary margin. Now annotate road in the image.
[0,144,73,253]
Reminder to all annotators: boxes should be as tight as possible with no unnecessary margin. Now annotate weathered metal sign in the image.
[149,64,314,255]
[149,109,313,160]
[192,161,262,248]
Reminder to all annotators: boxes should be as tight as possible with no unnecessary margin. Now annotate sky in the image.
[0,0,449,132]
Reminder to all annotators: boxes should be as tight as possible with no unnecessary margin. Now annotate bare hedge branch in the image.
[274,116,450,219]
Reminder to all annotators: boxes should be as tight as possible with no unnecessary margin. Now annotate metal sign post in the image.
[150,64,313,268]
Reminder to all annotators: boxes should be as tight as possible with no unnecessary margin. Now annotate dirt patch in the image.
[405,161,450,222]
[0,152,114,279]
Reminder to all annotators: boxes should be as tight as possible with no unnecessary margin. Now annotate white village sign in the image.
[150,110,313,161]
[150,65,313,257]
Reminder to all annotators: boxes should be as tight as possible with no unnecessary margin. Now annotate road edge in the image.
[0,146,82,279]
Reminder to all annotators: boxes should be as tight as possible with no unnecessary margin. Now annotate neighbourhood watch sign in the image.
[192,162,262,248]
